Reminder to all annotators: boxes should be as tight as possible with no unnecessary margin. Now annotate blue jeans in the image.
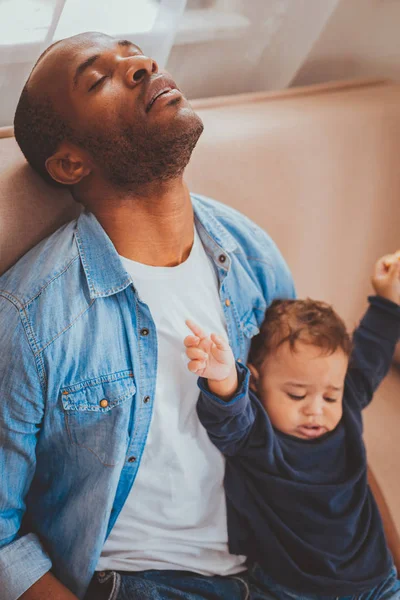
[84,568,277,599]
[250,563,400,600]
[84,566,400,600]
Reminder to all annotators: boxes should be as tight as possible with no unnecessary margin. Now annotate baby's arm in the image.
[348,253,400,408]
[184,320,269,456]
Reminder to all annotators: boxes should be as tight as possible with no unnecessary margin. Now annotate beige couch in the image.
[1,78,399,529]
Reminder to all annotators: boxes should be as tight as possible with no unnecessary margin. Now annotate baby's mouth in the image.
[296,424,328,439]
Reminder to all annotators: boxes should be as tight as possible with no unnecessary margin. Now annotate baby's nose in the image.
[303,398,324,416]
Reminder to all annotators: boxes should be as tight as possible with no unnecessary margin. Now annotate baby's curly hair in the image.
[248,298,352,368]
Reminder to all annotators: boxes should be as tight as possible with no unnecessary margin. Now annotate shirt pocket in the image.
[60,370,135,467]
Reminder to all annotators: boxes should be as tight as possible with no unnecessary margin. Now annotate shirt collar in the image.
[75,195,238,300]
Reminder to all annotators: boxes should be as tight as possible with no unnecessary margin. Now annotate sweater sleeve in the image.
[196,362,273,457]
[346,295,400,409]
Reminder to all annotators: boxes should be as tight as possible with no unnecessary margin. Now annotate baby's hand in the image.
[184,320,235,380]
[184,320,238,400]
[371,251,400,305]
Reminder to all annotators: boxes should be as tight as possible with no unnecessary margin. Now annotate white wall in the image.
[292,0,400,87]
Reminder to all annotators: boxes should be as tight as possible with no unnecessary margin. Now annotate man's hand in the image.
[184,319,238,400]
[19,572,79,600]
[371,250,400,305]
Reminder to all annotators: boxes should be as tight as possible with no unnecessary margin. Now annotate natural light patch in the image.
[0,0,54,44]
[54,0,160,40]
[0,0,161,45]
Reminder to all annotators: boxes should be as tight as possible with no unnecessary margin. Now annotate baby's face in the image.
[252,341,348,440]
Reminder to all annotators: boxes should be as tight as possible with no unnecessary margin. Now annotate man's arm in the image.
[368,466,400,573]
[0,298,55,599]
[20,573,78,600]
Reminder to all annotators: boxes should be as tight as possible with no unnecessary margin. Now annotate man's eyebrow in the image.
[73,54,100,89]
[117,40,142,53]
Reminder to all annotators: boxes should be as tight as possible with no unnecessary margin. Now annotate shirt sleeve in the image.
[250,224,297,304]
[196,362,273,457]
[346,295,400,410]
[0,297,52,599]
[269,237,297,302]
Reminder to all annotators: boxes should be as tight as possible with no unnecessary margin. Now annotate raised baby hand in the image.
[184,319,238,400]
[372,250,400,305]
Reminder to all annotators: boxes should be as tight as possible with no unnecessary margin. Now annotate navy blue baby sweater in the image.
[197,296,400,595]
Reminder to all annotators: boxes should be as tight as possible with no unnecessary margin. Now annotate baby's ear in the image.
[247,363,259,392]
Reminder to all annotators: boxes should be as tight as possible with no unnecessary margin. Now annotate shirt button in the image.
[140,328,149,336]
[143,396,150,404]
[219,254,226,263]
[225,299,231,307]
[128,456,136,463]
[99,399,108,408]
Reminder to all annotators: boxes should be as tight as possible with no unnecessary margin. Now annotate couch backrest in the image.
[0,132,81,276]
[185,79,400,328]
[1,79,400,329]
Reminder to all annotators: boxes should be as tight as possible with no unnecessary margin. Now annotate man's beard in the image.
[73,109,204,189]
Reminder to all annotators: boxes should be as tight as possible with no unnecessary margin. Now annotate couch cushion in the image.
[0,133,80,275]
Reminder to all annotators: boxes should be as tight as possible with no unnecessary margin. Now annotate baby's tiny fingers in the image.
[210,333,228,350]
[185,319,206,339]
[184,335,200,348]
[187,360,206,374]
[186,347,208,361]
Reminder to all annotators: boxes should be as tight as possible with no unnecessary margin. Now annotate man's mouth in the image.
[296,424,328,439]
[145,75,181,113]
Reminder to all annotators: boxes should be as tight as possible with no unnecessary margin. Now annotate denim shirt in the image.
[0,194,295,600]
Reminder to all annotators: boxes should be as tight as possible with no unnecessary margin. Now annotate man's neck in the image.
[78,177,195,267]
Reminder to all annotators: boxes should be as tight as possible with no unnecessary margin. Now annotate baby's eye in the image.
[287,393,306,401]
[324,397,337,403]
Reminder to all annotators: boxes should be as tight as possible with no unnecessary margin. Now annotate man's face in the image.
[29,32,204,187]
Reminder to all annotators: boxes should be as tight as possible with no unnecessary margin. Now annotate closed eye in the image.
[324,397,337,403]
[287,393,306,401]
[89,75,107,91]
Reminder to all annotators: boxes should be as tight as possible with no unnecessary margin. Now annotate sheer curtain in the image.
[167,0,342,100]
[0,0,186,127]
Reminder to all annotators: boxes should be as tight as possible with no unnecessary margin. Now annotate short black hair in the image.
[13,40,73,186]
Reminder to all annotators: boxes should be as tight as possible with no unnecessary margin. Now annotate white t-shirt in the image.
[97,227,246,575]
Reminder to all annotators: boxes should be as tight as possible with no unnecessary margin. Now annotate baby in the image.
[184,251,400,600]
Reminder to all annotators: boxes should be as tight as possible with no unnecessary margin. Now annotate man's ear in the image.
[247,363,260,393]
[45,143,92,186]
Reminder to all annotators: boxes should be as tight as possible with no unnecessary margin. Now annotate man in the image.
[0,32,295,600]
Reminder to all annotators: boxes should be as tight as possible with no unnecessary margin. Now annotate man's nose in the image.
[124,55,158,87]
